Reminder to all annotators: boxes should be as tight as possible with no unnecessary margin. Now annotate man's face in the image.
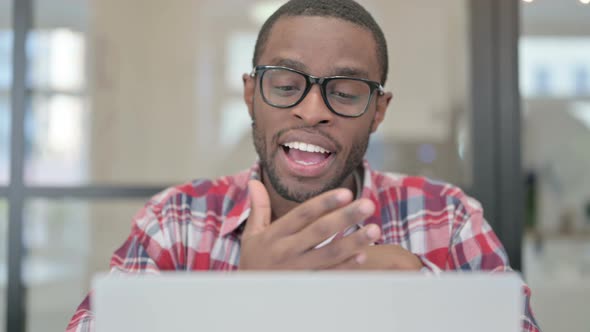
[244,16,391,202]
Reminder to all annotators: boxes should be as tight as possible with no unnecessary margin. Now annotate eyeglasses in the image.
[250,65,385,118]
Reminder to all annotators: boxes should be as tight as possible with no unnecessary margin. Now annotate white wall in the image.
[88,0,471,185]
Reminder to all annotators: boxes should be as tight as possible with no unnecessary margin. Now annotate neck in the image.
[262,171,358,221]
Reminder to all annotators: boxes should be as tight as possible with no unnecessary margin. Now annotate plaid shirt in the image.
[66,161,540,332]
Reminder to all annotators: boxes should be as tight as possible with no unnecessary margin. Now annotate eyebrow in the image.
[331,67,369,80]
[268,58,308,72]
[267,57,370,80]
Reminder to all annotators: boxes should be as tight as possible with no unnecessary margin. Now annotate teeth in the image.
[283,141,331,154]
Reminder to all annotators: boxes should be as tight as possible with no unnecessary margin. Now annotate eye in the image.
[327,79,368,105]
[272,84,301,97]
[331,91,359,100]
[274,85,299,91]
[329,90,361,104]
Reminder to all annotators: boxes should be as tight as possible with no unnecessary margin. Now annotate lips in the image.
[276,130,339,178]
[278,130,339,154]
[279,147,335,177]
[282,141,332,166]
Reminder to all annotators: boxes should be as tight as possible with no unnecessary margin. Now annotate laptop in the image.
[93,272,523,332]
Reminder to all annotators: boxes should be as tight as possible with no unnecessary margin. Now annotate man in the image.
[67,0,540,331]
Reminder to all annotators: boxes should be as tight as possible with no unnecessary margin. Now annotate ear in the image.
[243,73,256,120]
[370,91,393,133]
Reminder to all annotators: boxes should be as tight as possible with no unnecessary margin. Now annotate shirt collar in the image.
[218,162,260,238]
[219,160,383,241]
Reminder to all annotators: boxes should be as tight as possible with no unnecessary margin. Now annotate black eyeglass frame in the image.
[250,65,386,118]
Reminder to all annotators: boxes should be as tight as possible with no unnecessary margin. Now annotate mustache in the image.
[272,125,342,152]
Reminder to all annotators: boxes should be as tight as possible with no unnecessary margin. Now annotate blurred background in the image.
[0,0,588,331]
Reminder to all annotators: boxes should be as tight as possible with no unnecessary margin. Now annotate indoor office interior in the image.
[0,0,588,331]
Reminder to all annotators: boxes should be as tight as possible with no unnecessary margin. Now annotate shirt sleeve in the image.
[421,200,541,332]
[65,203,166,332]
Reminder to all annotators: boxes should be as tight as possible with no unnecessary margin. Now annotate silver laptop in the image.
[93,272,523,332]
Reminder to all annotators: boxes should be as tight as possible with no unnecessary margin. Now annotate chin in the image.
[271,171,344,203]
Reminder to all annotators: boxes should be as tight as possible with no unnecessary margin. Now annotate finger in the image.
[272,188,353,237]
[290,198,376,252]
[326,252,367,270]
[299,223,381,269]
[243,180,272,237]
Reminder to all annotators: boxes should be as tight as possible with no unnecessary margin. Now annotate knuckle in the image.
[322,189,351,209]
[272,243,291,262]
[324,194,343,210]
[345,257,360,269]
[344,204,361,221]
[295,208,314,223]
[325,243,343,258]
[354,230,370,246]
[257,231,271,245]
[314,221,334,239]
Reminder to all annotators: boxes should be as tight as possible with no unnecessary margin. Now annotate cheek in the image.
[340,119,373,146]
[252,104,284,145]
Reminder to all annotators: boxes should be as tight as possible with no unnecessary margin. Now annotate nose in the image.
[290,84,335,126]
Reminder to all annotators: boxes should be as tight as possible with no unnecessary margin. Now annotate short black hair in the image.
[252,0,389,85]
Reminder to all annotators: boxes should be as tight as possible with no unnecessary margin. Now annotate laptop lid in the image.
[93,272,523,332]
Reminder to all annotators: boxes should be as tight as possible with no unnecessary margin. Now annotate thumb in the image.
[244,180,272,237]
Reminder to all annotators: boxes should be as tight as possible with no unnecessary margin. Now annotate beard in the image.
[252,119,371,203]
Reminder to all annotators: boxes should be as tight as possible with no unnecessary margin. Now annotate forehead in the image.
[259,16,380,81]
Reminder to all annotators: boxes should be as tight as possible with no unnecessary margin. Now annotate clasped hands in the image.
[239,180,423,271]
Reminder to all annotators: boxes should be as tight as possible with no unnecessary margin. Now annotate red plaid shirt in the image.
[66,161,540,331]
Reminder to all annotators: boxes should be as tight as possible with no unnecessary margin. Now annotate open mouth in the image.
[278,140,336,178]
[281,141,333,166]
